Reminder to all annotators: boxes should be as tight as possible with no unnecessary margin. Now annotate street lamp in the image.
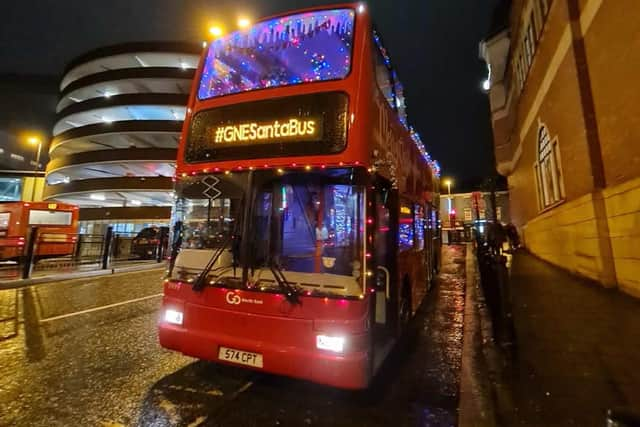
[27,135,43,201]
[443,178,454,223]
[444,178,453,196]
[209,25,223,38]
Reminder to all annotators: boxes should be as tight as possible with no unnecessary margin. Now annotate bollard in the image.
[113,234,120,259]
[101,226,114,270]
[21,226,39,279]
[476,244,515,349]
[74,234,83,260]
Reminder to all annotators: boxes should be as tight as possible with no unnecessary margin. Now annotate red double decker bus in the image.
[159,3,442,389]
[0,202,79,261]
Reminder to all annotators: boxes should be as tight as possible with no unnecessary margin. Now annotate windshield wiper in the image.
[192,232,235,292]
[193,187,246,292]
[269,261,300,305]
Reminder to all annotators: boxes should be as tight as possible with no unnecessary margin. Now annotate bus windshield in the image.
[248,169,365,297]
[198,8,355,100]
[171,169,365,297]
[171,173,247,287]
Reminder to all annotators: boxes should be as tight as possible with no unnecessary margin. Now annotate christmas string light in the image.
[198,9,355,99]
[374,30,441,179]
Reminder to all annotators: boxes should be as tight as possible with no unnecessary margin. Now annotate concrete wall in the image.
[522,192,613,285]
[602,177,640,298]
[20,177,46,202]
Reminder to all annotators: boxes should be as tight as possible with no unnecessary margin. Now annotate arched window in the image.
[534,123,565,209]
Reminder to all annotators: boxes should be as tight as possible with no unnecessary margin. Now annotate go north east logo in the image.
[212,118,319,144]
[225,291,264,306]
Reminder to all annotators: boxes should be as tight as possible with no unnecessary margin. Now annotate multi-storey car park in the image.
[43,42,201,233]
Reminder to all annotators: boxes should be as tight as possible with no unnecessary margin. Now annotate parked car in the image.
[131,226,167,259]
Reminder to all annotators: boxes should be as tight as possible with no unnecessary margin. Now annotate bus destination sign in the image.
[210,117,322,145]
[185,91,348,163]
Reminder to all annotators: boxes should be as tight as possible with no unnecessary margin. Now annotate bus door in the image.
[372,179,398,341]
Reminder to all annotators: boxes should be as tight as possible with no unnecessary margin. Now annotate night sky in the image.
[1,0,498,189]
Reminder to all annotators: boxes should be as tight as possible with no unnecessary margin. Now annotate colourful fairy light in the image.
[198,8,355,100]
[374,30,441,179]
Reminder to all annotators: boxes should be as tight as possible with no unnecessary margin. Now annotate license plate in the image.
[218,346,263,368]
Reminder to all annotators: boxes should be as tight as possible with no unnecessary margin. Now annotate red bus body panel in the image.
[0,202,79,260]
[159,282,371,389]
[176,4,370,176]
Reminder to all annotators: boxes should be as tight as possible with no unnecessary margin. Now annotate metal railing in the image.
[0,226,169,281]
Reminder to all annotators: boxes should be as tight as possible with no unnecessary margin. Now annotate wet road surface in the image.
[0,246,467,427]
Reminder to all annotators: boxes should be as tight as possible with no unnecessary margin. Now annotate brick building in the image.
[439,191,511,242]
[480,0,640,297]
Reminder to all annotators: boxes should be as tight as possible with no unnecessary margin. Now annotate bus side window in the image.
[414,204,425,250]
[0,212,9,237]
[398,203,413,252]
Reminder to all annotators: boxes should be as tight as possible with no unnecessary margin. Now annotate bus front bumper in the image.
[159,322,371,389]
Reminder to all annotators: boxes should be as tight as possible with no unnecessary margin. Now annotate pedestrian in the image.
[487,222,506,255]
[505,223,520,251]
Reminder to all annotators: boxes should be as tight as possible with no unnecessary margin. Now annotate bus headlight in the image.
[164,309,184,325]
[316,335,345,353]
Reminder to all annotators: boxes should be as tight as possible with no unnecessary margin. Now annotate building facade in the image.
[480,0,640,297]
[440,191,511,242]
[43,42,200,233]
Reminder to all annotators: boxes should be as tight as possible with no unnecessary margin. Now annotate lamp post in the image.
[27,136,42,202]
[443,178,454,228]
[444,178,453,197]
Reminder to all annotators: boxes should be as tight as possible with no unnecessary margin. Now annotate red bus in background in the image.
[0,202,79,261]
[159,3,442,389]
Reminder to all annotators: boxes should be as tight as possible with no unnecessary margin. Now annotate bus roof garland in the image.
[373,29,441,179]
[410,127,441,178]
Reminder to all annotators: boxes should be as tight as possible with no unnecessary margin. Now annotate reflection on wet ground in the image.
[0,289,18,342]
[0,247,468,427]
[138,245,468,427]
